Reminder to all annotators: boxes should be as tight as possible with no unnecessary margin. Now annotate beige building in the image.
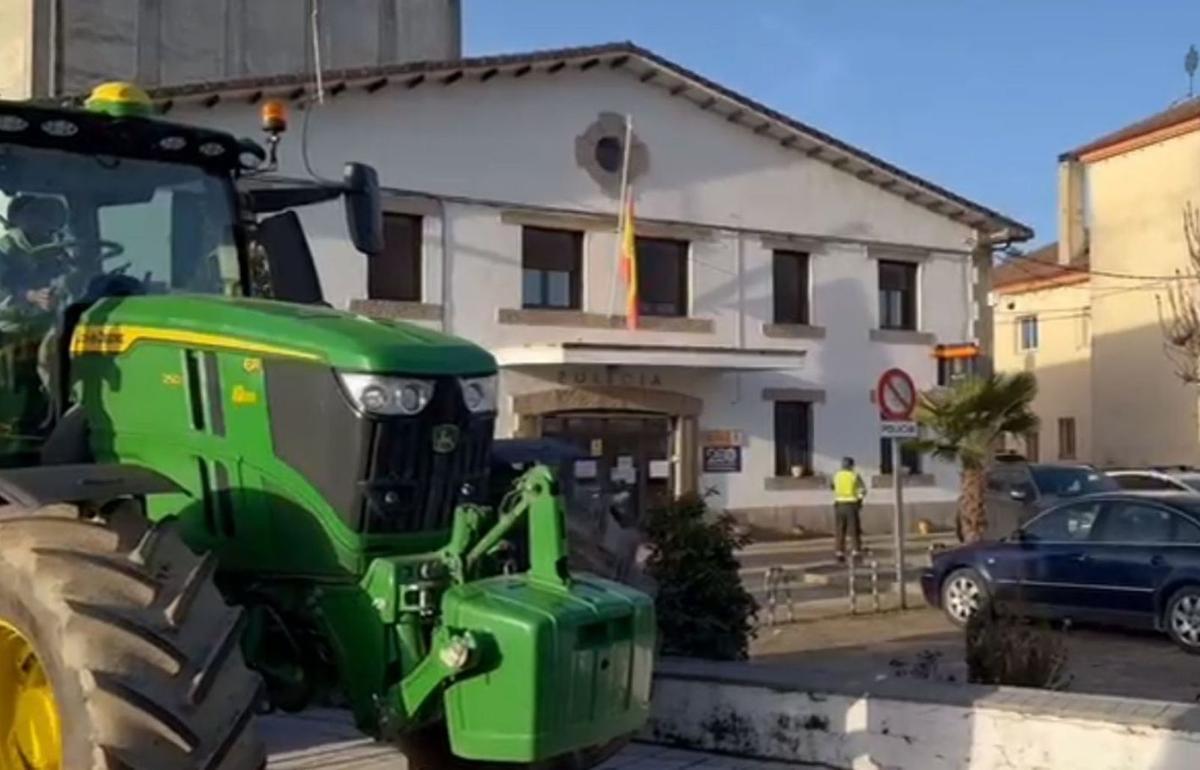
[993,243,1091,462]
[1043,100,1200,467]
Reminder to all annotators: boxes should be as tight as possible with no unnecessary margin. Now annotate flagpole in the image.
[607,115,635,319]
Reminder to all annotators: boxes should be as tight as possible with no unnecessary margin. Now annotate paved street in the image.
[263,710,790,769]
[754,606,1200,703]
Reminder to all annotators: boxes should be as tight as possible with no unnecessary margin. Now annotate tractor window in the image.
[96,179,240,296]
[0,143,242,301]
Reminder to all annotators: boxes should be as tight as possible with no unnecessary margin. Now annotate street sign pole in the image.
[877,367,917,611]
[892,439,907,609]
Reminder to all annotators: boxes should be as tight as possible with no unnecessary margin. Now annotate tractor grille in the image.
[359,380,493,534]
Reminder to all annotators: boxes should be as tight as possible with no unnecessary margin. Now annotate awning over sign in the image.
[493,342,805,371]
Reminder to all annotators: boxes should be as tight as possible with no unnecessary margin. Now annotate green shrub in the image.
[643,492,757,660]
[965,612,1071,690]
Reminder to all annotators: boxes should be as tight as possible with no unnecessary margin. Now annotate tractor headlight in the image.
[458,375,498,414]
[338,373,434,416]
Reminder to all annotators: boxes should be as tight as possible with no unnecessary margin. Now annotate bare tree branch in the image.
[1159,204,1200,383]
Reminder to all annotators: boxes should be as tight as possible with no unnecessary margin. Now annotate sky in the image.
[464,0,1200,246]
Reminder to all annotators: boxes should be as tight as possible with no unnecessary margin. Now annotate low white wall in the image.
[648,659,1200,769]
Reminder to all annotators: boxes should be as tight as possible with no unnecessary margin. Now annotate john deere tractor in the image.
[0,83,654,770]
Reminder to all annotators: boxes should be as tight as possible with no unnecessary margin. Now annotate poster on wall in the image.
[702,446,742,473]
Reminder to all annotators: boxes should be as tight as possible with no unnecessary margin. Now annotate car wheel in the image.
[1165,586,1200,654]
[941,568,989,627]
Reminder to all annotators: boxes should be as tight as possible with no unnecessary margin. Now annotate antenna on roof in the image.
[1186,44,1198,98]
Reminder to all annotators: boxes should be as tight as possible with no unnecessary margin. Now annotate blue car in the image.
[923,491,1200,652]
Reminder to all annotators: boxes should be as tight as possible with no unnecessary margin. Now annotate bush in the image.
[643,492,757,660]
[965,612,1071,690]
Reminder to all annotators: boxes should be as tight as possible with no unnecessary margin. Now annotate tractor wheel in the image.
[0,502,265,770]
[398,723,631,769]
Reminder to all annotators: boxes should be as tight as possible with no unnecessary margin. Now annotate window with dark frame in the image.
[1057,417,1076,460]
[521,226,583,310]
[1019,316,1039,351]
[937,355,976,387]
[878,259,918,330]
[774,401,813,477]
[1025,431,1040,462]
[636,236,688,317]
[772,250,810,325]
[368,212,423,302]
[880,438,922,475]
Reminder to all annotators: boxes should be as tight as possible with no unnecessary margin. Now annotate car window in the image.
[1098,503,1173,543]
[1174,515,1200,544]
[1111,473,1178,492]
[1030,466,1114,497]
[1023,502,1101,541]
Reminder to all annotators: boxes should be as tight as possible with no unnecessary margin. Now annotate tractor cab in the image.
[0,83,378,462]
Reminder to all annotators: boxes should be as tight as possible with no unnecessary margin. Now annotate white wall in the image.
[174,65,977,514]
[175,66,974,252]
[649,662,1200,769]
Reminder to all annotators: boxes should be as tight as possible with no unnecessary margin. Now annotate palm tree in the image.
[914,372,1039,542]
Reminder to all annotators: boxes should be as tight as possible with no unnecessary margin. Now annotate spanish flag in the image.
[618,189,638,330]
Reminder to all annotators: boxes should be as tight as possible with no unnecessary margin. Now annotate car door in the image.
[984,466,1033,541]
[1074,500,1174,624]
[1013,500,1102,617]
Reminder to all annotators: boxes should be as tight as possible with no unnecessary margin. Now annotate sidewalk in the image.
[263,710,793,769]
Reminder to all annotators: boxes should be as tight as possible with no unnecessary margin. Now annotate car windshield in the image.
[1176,474,1200,492]
[1030,466,1114,497]
[0,142,241,301]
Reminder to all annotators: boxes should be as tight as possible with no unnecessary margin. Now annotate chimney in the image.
[1057,159,1087,265]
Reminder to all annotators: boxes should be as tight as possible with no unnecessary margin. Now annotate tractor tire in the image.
[0,502,265,770]
[398,723,631,769]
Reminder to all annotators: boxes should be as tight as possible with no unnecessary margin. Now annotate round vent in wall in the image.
[575,112,649,198]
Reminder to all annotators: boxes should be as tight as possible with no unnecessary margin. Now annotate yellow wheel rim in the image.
[0,619,61,770]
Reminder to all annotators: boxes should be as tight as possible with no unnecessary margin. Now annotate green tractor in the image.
[0,83,655,770]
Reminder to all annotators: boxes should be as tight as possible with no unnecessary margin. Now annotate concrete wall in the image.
[1085,132,1200,467]
[172,66,980,530]
[648,659,1200,769]
[994,280,1092,462]
[2,0,461,98]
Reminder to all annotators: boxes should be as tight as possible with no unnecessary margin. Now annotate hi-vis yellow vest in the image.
[833,469,863,502]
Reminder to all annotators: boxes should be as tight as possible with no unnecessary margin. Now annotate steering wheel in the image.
[28,237,125,261]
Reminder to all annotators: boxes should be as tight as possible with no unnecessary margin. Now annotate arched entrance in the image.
[512,386,701,519]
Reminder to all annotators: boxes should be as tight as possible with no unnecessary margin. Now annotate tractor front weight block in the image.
[372,466,656,762]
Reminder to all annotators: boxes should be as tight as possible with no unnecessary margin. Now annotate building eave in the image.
[62,41,1029,241]
[494,342,806,370]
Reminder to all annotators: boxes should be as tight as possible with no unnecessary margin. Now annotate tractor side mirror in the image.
[342,162,383,256]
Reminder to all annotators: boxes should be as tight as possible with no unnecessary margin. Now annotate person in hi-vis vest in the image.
[831,456,867,562]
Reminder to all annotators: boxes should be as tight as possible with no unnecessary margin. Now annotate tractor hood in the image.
[73,295,496,375]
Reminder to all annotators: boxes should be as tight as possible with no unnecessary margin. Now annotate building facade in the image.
[155,43,1028,534]
[993,243,1092,463]
[1055,102,1200,468]
[0,0,460,99]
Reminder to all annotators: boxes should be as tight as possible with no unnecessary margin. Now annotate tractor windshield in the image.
[0,141,243,458]
[0,142,242,305]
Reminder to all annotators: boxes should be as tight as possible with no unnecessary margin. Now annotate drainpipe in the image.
[437,196,451,335]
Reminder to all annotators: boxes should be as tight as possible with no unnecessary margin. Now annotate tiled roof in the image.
[87,41,1030,239]
[1063,97,1200,162]
[993,242,1089,291]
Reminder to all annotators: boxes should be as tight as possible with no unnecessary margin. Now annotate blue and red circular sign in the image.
[877,368,917,421]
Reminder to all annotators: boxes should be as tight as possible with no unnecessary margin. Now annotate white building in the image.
[158,42,1031,535]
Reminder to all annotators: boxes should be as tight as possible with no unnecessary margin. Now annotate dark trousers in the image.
[834,501,863,554]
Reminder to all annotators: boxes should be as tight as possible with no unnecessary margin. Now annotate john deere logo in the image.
[432,424,460,454]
